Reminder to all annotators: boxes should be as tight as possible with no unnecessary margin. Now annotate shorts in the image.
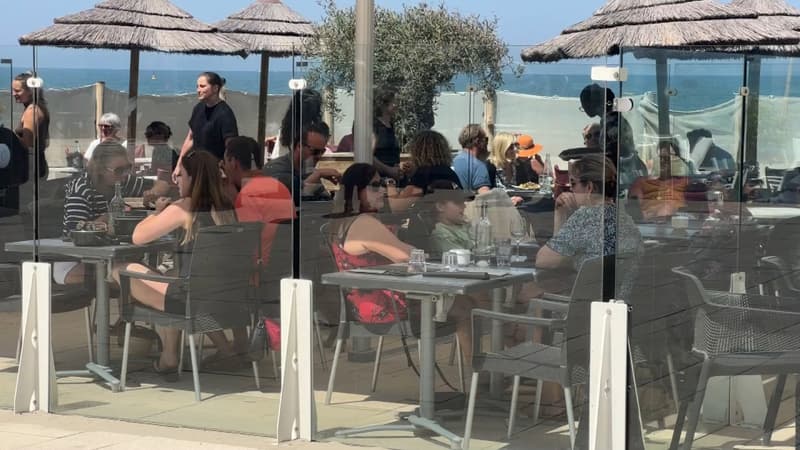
[52,261,79,285]
[164,282,188,315]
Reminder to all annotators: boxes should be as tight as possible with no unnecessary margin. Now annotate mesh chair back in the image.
[563,256,607,382]
[760,256,800,296]
[765,167,785,193]
[187,222,261,316]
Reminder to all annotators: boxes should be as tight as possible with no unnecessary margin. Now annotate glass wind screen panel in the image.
[618,46,800,449]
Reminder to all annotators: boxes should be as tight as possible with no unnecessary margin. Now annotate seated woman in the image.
[536,154,642,273]
[57,142,168,285]
[112,150,246,375]
[388,130,461,212]
[326,163,479,360]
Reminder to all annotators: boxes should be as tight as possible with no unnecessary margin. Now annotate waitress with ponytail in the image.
[174,71,238,179]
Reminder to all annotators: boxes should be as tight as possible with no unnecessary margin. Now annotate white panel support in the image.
[277,279,316,442]
[589,300,628,450]
[14,262,56,413]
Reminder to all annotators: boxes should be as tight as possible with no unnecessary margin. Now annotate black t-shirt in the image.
[188,101,238,160]
[409,165,462,193]
[485,161,498,189]
[373,119,400,167]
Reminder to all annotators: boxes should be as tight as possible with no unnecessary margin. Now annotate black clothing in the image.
[373,119,400,167]
[409,165,462,193]
[262,154,301,206]
[188,101,238,160]
[164,212,217,315]
[514,156,541,185]
[485,161,498,189]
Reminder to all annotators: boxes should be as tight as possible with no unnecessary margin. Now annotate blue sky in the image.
[0,0,606,70]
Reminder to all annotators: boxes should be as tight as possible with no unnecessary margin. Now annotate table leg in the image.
[418,295,435,419]
[82,261,120,392]
[490,287,504,398]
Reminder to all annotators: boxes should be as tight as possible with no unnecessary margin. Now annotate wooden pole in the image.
[256,53,270,169]
[323,87,335,143]
[745,56,761,167]
[126,49,140,155]
[483,91,497,142]
[94,81,105,139]
[354,0,375,163]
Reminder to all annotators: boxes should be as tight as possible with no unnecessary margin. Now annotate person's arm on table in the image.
[346,215,412,263]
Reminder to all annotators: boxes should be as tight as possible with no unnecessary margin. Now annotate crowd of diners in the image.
[10,71,650,411]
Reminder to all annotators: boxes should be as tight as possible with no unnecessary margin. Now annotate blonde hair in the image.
[489,132,516,168]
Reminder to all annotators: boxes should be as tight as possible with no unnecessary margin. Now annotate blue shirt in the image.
[452,150,491,192]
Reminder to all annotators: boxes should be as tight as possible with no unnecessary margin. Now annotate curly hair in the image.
[457,124,486,149]
[407,130,452,168]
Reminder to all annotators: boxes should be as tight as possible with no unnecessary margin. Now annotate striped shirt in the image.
[62,173,152,235]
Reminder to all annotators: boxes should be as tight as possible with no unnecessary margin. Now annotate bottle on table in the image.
[539,153,553,196]
[108,182,125,235]
[474,201,493,266]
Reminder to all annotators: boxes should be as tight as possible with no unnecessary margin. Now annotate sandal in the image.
[152,360,179,382]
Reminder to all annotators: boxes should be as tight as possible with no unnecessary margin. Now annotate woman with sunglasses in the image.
[113,150,244,376]
[535,154,641,271]
[56,143,168,285]
[84,112,127,162]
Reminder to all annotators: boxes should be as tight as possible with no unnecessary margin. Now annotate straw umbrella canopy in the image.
[215,0,314,165]
[521,0,800,139]
[19,0,248,151]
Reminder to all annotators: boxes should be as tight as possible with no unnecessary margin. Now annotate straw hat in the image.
[517,134,543,157]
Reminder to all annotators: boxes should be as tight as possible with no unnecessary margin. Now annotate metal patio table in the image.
[5,238,172,391]
[322,265,534,449]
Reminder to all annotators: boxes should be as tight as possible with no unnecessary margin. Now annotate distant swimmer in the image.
[151,73,157,80]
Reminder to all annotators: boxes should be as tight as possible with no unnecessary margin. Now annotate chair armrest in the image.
[471,308,566,328]
[118,269,181,307]
[117,269,180,284]
[541,293,571,303]
[528,297,570,314]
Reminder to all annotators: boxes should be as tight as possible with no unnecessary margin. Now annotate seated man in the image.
[262,122,340,206]
[235,176,295,266]
[222,136,265,201]
[687,128,735,172]
[453,124,492,194]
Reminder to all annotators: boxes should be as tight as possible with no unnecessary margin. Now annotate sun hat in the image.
[517,134,543,157]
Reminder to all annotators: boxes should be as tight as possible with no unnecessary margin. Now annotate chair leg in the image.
[463,372,480,450]
[669,400,689,450]
[188,334,201,401]
[119,322,132,391]
[508,375,521,439]
[681,359,712,450]
[252,360,261,390]
[177,330,185,379]
[270,350,279,380]
[314,312,327,371]
[84,306,95,363]
[533,379,543,425]
[370,336,385,392]
[325,337,344,405]
[763,374,787,446]
[564,386,576,450]
[455,336,465,393]
[666,352,680,413]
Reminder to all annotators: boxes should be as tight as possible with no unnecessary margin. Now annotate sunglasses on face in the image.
[569,178,586,189]
[106,164,131,176]
[99,124,114,130]
[304,144,326,155]
[368,180,387,190]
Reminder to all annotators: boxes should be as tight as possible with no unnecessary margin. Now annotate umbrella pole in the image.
[257,53,269,169]
[127,49,139,156]
[655,54,670,138]
[744,55,761,167]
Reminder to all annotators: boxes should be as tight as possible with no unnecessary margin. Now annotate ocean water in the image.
[12,64,800,112]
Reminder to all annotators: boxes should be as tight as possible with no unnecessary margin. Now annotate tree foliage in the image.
[306,1,518,145]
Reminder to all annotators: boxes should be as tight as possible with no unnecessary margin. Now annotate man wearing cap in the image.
[453,124,492,194]
[515,134,545,185]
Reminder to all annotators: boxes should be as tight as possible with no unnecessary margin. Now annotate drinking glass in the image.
[441,250,458,272]
[495,239,512,267]
[408,248,427,273]
[510,216,526,262]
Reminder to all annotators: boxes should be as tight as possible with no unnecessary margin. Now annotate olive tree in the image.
[306,1,518,145]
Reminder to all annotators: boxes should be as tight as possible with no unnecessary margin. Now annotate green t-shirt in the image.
[430,222,473,255]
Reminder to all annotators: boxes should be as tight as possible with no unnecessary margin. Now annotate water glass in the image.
[441,251,458,272]
[408,248,427,273]
[495,239,512,267]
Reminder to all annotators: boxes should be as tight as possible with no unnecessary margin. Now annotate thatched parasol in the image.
[19,0,248,151]
[215,0,314,166]
[520,0,800,141]
[521,0,798,62]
